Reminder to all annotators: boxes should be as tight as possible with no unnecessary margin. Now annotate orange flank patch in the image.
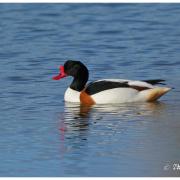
[147,87,171,102]
[147,90,161,101]
[80,91,95,105]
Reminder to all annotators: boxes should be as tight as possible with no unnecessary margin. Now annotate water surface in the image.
[0,3,180,176]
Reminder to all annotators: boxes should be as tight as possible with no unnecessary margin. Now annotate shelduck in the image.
[53,60,171,105]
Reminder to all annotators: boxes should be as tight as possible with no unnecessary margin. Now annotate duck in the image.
[52,60,171,105]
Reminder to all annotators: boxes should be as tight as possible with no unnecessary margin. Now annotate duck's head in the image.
[53,60,89,91]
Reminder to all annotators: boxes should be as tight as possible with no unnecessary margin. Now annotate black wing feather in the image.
[85,81,129,95]
[143,79,166,85]
[85,79,165,96]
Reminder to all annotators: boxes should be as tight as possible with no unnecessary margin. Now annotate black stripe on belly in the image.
[85,80,150,95]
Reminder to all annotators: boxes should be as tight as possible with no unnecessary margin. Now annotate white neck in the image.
[64,87,80,103]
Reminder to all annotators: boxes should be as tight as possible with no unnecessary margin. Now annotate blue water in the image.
[0,3,180,177]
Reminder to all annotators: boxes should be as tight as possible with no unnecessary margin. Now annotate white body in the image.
[64,87,80,102]
[92,88,144,104]
[64,79,171,104]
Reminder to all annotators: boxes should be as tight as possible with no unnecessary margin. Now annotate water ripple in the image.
[0,3,180,177]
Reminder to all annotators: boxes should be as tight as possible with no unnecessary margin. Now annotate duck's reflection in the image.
[93,101,166,117]
[60,102,92,131]
[58,101,167,174]
[59,103,92,159]
[60,101,166,133]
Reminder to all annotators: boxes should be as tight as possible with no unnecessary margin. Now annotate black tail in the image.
[143,79,166,85]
